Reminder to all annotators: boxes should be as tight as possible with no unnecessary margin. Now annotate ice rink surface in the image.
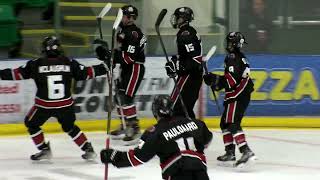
[1,129,320,180]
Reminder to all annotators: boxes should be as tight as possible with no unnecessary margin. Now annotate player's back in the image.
[152,116,212,177]
[34,57,73,99]
[26,56,77,109]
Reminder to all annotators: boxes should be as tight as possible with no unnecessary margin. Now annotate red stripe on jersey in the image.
[128,149,143,166]
[13,68,22,80]
[226,102,236,123]
[225,72,236,88]
[170,75,189,106]
[87,67,94,79]
[126,64,140,97]
[74,132,88,147]
[122,52,134,64]
[225,77,249,100]
[192,55,203,64]
[181,150,207,163]
[35,97,74,108]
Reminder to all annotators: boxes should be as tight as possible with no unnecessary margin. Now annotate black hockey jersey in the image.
[115,24,146,65]
[0,56,107,109]
[108,117,212,179]
[220,51,254,104]
[176,25,203,77]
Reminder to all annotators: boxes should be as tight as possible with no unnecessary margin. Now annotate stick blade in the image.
[98,3,112,19]
[113,8,123,30]
[155,9,168,27]
[205,45,217,62]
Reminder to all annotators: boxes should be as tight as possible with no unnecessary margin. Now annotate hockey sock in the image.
[68,125,88,150]
[123,104,137,122]
[233,131,249,153]
[222,129,235,151]
[29,128,47,150]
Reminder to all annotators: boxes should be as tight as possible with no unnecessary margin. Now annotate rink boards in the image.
[0,55,320,134]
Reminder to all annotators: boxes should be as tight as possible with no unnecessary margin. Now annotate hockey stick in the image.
[96,3,112,83]
[155,9,190,119]
[95,3,126,133]
[202,46,222,114]
[97,3,112,40]
[105,7,123,180]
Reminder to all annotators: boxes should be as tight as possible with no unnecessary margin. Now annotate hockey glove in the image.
[95,46,111,64]
[242,67,250,78]
[100,148,118,164]
[165,60,177,78]
[203,73,218,86]
[171,55,178,63]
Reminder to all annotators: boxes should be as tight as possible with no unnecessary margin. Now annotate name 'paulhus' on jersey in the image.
[163,121,198,140]
[39,65,71,73]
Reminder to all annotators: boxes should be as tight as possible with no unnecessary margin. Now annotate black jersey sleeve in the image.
[176,30,203,74]
[199,120,213,148]
[0,60,33,80]
[110,128,158,168]
[71,59,107,81]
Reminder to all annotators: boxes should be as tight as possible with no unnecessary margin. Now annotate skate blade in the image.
[31,160,53,164]
[217,161,235,167]
[122,138,140,146]
[234,155,257,171]
[82,153,97,162]
[84,158,99,163]
[110,134,125,140]
[31,156,53,163]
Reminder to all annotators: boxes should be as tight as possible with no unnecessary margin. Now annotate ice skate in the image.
[122,124,141,146]
[110,124,126,140]
[30,142,52,161]
[217,145,236,167]
[217,150,236,167]
[81,142,97,161]
[234,149,257,169]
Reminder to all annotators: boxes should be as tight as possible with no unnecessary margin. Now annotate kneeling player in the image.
[101,95,212,180]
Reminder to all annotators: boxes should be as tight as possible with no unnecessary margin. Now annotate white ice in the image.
[0,129,320,180]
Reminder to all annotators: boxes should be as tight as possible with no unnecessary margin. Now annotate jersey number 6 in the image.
[47,75,65,99]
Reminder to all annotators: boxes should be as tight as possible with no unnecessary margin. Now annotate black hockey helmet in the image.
[225,32,247,52]
[42,36,63,57]
[121,5,138,20]
[152,95,173,120]
[170,7,194,29]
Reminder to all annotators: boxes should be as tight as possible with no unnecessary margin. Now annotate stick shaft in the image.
[155,9,190,119]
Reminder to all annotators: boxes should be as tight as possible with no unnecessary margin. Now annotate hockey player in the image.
[0,36,109,161]
[95,5,146,145]
[203,32,256,168]
[100,95,212,180]
[165,7,203,118]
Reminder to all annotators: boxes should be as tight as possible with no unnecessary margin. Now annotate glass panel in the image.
[0,0,319,58]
